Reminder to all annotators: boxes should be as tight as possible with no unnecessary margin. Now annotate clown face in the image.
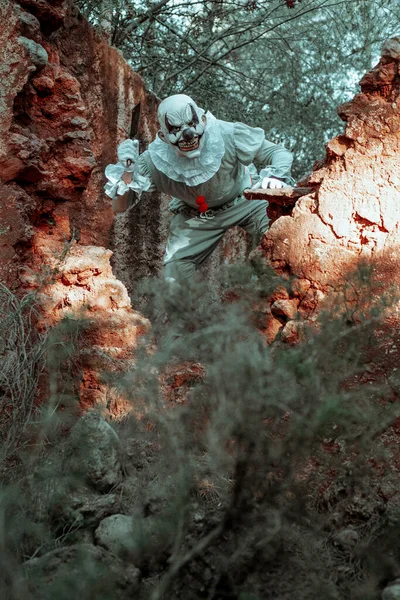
[157,94,206,159]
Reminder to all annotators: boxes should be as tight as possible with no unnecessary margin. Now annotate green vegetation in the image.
[1,262,399,599]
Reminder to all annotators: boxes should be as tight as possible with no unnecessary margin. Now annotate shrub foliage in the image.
[0,262,399,599]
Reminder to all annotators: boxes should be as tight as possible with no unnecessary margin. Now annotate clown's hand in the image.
[117,139,139,172]
[260,177,289,190]
[104,139,152,201]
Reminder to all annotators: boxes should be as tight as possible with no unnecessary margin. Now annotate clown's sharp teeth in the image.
[178,139,199,150]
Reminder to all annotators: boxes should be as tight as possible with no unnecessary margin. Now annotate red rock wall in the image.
[36,243,150,417]
[258,38,400,343]
[0,0,167,413]
[0,0,166,294]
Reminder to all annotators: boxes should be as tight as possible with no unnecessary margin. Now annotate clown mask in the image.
[157,94,206,159]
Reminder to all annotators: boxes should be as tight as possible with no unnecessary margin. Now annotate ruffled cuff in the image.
[251,166,295,189]
[104,162,153,199]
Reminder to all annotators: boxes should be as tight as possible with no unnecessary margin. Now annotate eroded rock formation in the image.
[0,0,249,293]
[0,0,161,412]
[257,38,400,342]
[26,244,150,415]
[0,0,164,292]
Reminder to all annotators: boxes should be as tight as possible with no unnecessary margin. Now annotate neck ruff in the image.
[148,112,225,187]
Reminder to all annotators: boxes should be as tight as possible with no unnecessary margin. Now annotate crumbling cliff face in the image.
[0,0,164,413]
[0,0,166,291]
[257,38,400,343]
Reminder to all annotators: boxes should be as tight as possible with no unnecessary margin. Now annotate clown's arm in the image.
[104,139,156,214]
[233,122,295,189]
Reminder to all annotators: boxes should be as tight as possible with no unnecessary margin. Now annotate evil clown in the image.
[104,94,294,283]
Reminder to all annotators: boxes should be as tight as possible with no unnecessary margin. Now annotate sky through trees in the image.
[76,0,400,178]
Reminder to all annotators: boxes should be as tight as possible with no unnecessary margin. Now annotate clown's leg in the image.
[163,199,270,283]
[197,196,269,245]
[163,212,225,283]
[231,198,270,244]
[201,197,269,288]
[162,212,226,331]
[234,198,270,283]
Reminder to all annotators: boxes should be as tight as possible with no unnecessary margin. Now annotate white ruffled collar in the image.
[148,112,225,187]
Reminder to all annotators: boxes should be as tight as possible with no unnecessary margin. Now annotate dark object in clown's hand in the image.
[243,186,313,207]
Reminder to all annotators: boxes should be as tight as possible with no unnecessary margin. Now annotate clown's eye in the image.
[188,121,194,127]
[170,126,180,134]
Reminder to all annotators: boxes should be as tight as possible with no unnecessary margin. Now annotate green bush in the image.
[0,284,47,468]
[0,262,399,600]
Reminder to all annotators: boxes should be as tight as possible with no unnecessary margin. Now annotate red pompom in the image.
[196,195,206,205]
[198,203,209,213]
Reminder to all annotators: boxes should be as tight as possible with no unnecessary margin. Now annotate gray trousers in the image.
[163,197,269,281]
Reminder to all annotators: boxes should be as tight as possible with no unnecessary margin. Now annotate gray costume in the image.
[105,96,293,282]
